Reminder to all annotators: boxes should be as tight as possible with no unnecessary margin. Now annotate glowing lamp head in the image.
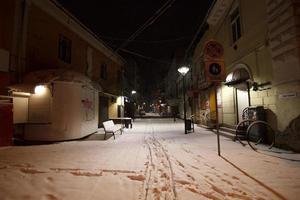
[131,90,137,94]
[34,85,47,95]
[177,66,190,76]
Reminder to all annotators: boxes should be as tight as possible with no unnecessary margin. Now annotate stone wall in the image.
[267,0,300,131]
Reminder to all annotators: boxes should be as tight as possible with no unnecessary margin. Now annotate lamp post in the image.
[178,66,190,134]
[131,90,137,120]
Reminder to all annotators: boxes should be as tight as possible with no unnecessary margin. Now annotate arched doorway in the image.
[225,64,253,124]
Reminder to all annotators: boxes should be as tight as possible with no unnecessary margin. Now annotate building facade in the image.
[0,0,125,141]
[165,49,193,119]
[192,0,300,151]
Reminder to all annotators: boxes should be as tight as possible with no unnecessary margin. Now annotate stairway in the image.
[197,123,237,140]
[213,126,236,140]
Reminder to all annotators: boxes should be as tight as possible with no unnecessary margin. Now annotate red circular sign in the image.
[204,40,224,59]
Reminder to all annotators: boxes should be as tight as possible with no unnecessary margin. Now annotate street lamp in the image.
[131,90,137,95]
[178,66,190,134]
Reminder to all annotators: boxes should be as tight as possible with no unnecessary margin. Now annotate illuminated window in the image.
[230,8,242,43]
[58,35,72,63]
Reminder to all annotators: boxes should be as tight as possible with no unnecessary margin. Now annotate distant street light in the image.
[178,66,190,134]
[131,90,137,94]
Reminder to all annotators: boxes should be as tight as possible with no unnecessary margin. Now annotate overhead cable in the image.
[99,35,192,44]
[115,0,176,52]
[119,48,172,65]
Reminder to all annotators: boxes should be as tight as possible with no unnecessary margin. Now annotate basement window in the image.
[58,35,72,64]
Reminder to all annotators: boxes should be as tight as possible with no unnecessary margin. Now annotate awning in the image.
[225,67,251,90]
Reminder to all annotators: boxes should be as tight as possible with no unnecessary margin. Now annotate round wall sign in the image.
[204,40,224,59]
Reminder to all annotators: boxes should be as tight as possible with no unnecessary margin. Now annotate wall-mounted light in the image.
[131,90,137,94]
[34,85,47,95]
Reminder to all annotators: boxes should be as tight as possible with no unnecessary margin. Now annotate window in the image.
[100,63,107,80]
[58,35,72,63]
[230,8,242,43]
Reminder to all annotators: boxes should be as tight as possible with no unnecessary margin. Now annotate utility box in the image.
[0,97,13,146]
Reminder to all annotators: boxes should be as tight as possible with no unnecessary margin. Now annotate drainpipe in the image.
[247,81,251,107]
[235,88,239,124]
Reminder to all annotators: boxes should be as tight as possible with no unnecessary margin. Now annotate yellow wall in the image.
[193,0,280,128]
[221,86,236,125]
[108,96,124,118]
[209,89,216,121]
[276,82,300,131]
[108,101,118,118]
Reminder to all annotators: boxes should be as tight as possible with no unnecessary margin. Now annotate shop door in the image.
[99,96,109,127]
[236,89,249,123]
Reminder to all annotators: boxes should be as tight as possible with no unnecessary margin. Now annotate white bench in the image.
[103,120,123,139]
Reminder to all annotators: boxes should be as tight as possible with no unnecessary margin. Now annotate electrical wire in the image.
[115,0,176,52]
[109,42,172,64]
[99,35,192,44]
[119,48,172,65]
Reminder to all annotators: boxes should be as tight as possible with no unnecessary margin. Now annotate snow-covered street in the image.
[1,118,300,200]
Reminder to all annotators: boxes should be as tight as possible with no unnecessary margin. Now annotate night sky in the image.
[57,0,214,97]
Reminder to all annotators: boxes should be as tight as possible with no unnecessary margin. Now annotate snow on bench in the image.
[103,120,123,140]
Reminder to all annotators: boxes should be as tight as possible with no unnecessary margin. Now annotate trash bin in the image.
[0,98,13,146]
[185,119,192,131]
